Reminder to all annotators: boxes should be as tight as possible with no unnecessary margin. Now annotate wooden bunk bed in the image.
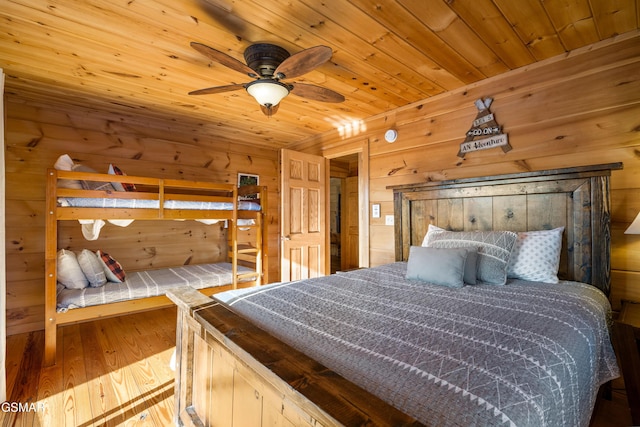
[169,163,621,427]
[44,168,268,366]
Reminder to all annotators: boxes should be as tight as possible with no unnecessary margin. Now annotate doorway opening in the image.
[330,153,359,273]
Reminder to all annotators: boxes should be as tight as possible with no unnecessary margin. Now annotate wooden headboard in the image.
[389,163,623,295]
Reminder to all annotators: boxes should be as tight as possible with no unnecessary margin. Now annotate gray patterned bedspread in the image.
[215,262,619,427]
[57,262,251,311]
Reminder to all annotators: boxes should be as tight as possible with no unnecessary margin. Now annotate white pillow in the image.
[77,249,107,287]
[507,227,565,283]
[421,224,442,246]
[57,249,89,289]
[54,154,74,171]
[54,154,82,189]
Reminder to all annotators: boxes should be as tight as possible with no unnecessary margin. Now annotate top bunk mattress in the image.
[59,197,261,211]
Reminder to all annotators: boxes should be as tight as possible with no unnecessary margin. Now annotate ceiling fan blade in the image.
[273,46,333,79]
[188,83,246,95]
[290,83,345,103]
[260,103,279,116]
[191,42,257,77]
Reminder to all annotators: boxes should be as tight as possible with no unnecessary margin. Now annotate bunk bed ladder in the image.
[230,185,267,287]
[235,214,262,285]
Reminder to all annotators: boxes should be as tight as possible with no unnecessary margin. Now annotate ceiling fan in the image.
[189,42,345,116]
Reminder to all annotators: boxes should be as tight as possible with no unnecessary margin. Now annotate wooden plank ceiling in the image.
[1,0,638,149]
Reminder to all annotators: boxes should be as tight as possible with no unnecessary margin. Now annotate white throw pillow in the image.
[507,227,564,283]
[53,154,82,189]
[57,249,89,289]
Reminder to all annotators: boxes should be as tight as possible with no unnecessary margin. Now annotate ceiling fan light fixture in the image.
[189,42,343,114]
[246,80,290,108]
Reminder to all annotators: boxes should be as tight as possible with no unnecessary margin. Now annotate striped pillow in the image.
[425,225,517,285]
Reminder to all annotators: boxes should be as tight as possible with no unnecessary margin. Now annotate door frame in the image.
[324,139,370,268]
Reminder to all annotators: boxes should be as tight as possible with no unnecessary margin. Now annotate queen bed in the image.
[168,163,621,427]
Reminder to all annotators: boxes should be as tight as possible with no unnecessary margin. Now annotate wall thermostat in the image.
[384,129,398,143]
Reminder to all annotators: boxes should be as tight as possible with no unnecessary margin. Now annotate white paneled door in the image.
[280,149,327,281]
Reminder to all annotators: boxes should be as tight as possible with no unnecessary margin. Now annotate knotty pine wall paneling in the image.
[4,103,280,335]
[294,32,640,310]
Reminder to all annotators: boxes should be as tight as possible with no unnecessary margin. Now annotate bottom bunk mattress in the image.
[57,262,252,312]
[214,262,620,427]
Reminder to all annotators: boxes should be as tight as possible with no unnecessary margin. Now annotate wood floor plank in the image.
[90,317,155,427]
[102,315,173,426]
[78,321,123,426]
[36,330,65,427]
[113,311,176,425]
[61,324,93,427]
[590,377,633,427]
[4,333,29,402]
[4,331,44,427]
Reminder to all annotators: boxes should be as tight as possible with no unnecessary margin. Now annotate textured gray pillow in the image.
[406,246,471,288]
[57,249,89,289]
[73,164,116,192]
[77,249,107,287]
[426,228,517,285]
[462,249,478,285]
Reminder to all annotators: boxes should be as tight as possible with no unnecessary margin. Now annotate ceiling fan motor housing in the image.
[244,43,290,78]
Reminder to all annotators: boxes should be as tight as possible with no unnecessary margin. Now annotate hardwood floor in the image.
[591,377,633,427]
[2,307,634,426]
[3,308,177,426]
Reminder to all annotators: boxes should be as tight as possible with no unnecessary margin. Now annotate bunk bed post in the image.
[253,190,263,287]
[231,186,238,289]
[44,170,59,366]
[261,185,268,284]
[157,179,165,219]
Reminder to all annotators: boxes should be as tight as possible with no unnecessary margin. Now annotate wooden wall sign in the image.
[457,98,512,158]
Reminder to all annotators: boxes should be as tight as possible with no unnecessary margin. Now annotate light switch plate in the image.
[385,215,394,226]
[372,203,380,218]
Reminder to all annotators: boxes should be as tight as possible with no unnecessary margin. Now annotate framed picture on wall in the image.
[238,173,259,200]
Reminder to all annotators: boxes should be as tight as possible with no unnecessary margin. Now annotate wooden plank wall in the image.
[4,103,280,335]
[3,31,639,337]
[294,32,640,310]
